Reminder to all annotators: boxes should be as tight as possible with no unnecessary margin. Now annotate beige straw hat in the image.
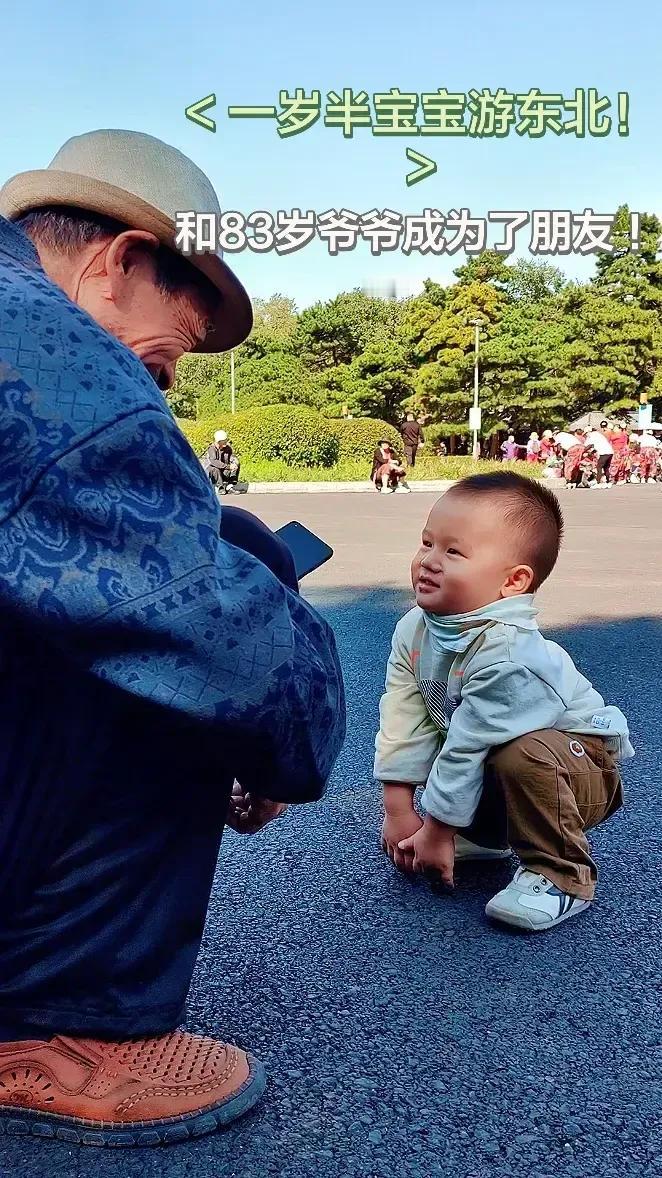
[0,129,253,353]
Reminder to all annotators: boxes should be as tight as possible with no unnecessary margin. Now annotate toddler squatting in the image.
[375,472,634,932]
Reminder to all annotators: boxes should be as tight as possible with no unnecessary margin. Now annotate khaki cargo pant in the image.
[465,730,624,899]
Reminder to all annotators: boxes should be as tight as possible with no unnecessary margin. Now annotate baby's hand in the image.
[381,810,424,872]
[398,817,456,887]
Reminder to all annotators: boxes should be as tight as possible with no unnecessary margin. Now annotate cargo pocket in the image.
[581,754,623,830]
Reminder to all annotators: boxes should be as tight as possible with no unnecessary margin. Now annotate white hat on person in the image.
[214,430,228,443]
[0,129,252,354]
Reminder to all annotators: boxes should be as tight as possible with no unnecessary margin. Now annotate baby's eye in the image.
[421,539,432,549]
[447,547,462,556]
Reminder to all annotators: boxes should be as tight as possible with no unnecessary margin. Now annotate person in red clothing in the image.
[627,435,643,482]
[371,442,409,493]
[526,433,541,463]
[638,430,660,482]
[539,430,555,462]
[607,421,630,484]
[564,430,588,487]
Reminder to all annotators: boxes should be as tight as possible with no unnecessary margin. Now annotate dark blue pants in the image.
[0,509,297,1041]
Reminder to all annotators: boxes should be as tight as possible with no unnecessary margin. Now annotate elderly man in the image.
[0,130,345,1146]
[205,428,241,493]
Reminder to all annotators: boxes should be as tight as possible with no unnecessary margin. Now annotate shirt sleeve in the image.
[421,661,565,827]
[0,407,346,804]
[374,620,443,784]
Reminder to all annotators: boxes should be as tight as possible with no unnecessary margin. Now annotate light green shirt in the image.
[374,595,634,828]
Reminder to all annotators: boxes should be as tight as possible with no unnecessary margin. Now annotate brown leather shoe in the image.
[0,1030,265,1146]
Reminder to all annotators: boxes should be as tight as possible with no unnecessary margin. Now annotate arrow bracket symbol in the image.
[185,94,217,133]
[405,148,437,187]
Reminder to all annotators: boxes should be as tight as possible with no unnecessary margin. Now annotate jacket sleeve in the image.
[421,661,565,827]
[374,619,443,784]
[0,407,345,804]
[206,444,223,470]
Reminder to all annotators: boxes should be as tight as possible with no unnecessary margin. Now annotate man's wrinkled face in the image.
[47,230,213,390]
[110,264,211,391]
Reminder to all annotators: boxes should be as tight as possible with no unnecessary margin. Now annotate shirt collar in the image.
[0,215,43,270]
[423,594,539,654]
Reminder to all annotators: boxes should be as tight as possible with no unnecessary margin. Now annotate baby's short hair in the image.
[448,471,564,590]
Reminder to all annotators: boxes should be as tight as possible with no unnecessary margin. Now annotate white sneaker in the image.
[485,868,591,932]
[455,836,511,862]
[380,485,394,494]
[648,478,657,484]
[395,484,412,494]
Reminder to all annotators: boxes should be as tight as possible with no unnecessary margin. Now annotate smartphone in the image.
[276,521,334,579]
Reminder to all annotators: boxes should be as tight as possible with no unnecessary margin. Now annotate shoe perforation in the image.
[102,1032,232,1084]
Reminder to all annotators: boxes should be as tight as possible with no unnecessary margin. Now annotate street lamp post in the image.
[230,349,236,415]
[469,319,483,460]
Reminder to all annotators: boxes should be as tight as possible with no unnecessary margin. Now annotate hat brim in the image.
[0,170,253,353]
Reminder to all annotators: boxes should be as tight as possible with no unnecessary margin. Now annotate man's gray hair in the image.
[16,205,218,308]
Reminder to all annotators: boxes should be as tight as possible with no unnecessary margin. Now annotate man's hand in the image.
[398,816,457,887]
[226,782,288,835]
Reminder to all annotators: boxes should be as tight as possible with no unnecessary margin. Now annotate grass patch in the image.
[241,459,364,482]
[408,456,543,481]
[240,457,543,482]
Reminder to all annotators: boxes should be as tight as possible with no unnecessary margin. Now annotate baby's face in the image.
[411,492,529,616]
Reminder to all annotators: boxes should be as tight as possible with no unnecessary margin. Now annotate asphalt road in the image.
[2,485,661,1178]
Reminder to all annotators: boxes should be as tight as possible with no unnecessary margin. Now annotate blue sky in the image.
[2,0,660,310]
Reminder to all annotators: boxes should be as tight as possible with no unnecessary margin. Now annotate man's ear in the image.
[501,564,535,597]
[102,230,160,295]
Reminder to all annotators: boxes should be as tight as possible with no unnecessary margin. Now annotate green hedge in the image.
[177,408,407,468]
[329,417,402,461]
[178,405,339,468]
[177,418,215,455]
[175,411,544,481]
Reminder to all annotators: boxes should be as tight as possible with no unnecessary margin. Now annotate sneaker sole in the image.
[0,1053,266,1148]
[485,898,591,932]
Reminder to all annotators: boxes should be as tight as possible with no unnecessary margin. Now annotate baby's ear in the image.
[503,564,535,597]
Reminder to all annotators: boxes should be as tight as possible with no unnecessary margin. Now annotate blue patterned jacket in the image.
[0,217,346,803]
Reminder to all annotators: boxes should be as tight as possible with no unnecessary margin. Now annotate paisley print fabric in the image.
[0,217,345,802]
